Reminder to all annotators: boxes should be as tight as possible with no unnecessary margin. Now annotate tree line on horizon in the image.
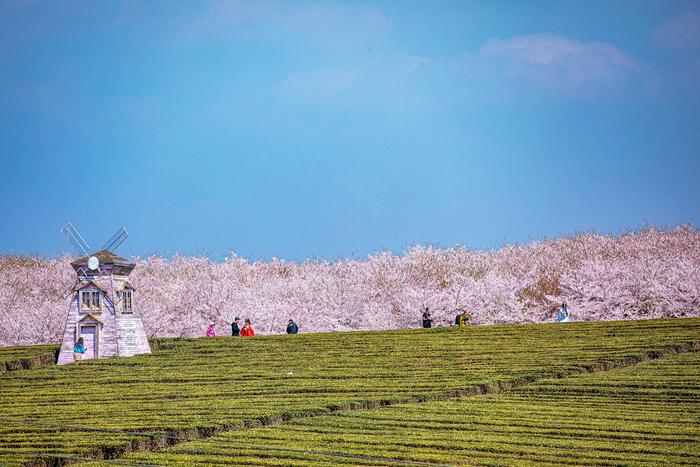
[0,225,698,347]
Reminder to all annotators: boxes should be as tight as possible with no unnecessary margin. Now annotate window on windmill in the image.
[81,291,101,311]
[122,290,133,312]
[80,291,90,311]
[92,291,101,310]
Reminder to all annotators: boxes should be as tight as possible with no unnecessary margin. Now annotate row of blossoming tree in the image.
[1,226,698,347]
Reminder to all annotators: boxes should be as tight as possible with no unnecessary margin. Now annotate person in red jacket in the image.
[240,318,255,337]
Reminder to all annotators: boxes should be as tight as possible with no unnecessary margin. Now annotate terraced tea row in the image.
[0,344,58,373]
[120,349,700,466]
[1,318,699,465]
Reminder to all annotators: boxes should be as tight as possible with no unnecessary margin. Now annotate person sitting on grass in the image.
[459,309,471,328]
[286,319,298,334]
[231,317,241,337]
[206,322,217,337]
[421,307,433,328]
[240,319,255,337]
[556,302,572,323]
[73,337,86,361]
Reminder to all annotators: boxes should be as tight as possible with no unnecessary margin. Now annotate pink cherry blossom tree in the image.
[1,225,698,346]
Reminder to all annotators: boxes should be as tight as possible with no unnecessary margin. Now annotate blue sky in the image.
[1,0,699,260]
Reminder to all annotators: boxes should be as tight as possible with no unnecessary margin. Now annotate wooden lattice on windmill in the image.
[57,223,151,365]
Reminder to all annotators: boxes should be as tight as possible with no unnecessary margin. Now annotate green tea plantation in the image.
[1,318,698,466]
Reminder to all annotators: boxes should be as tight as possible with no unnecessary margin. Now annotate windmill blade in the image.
[100,226,128,253]
[61,278,80,300]
[60,223,90,256]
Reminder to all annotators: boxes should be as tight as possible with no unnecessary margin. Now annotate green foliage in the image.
[0,319,698,466]
[0,344,58,373]
[127,352,700,465]
[122,351,700,466]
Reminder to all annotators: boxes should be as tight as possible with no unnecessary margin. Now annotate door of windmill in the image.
[80,326,97,359]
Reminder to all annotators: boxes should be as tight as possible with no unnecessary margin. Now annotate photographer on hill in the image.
[455,309,471,327]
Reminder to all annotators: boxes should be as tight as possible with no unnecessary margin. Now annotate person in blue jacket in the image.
[73,337,86,361]
[286,319,298,334]
[556,302,572,323]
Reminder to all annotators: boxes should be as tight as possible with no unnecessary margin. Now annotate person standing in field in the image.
[459,309,471,328]
[421,307,433,328]
[231,317,241,336]
[73,337,86,361]
[206,322,217,337]
[286,319,298,334]
[240,319,255,337]
[557,302,572,323]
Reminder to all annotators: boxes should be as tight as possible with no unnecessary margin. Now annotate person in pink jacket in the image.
[206,322,217,337]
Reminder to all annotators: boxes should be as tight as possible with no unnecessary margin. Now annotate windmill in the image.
[57,223,151,365]
[59,224,128,305]
[61,223,128,277]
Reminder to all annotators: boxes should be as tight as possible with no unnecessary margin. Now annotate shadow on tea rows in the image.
[0,318,699,466]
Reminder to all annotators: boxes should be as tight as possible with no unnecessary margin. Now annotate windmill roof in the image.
[79,312,105,325]
[71,250,132,267]
[73,280,109,294]
[116,281,136,291]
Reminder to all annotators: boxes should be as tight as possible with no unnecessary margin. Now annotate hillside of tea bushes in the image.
[0,344,57,373]
[121,350,700,466]
[0,318,699,466]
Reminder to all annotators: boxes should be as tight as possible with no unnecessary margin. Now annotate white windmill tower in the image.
[57,223,151,365]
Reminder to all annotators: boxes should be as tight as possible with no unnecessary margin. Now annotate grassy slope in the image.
[0,344,58,373]
[123,350,700,466]
[0,319,698,466]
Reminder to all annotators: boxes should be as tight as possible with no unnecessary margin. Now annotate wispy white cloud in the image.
[279,66,360,99]
[480,33,637,86]
[277,53,430,101]
[182,0,392,42]
[396,54,431,78]
[653,10,700,50]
